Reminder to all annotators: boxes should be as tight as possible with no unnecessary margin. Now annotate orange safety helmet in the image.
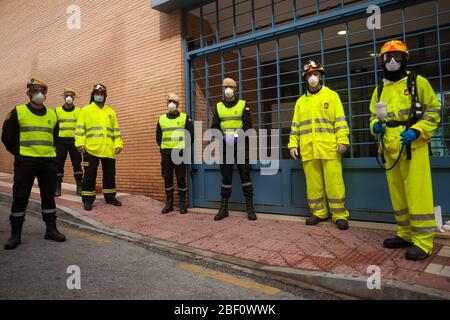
[379,40,409,60]
[301,60,325,78]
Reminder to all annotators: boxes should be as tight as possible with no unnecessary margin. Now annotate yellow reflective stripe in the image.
[103,189,116,194]
[412,226,435,233]
[394,208,409,217]
[410,214,435,221]
[221,116,242,121]
[311,204,324,212]
[330,207,347,213]
[300,129,312,135]
[298,120,312,127]
[315,118,334,125]
[308,197,324,204]
[20,126,53,133]
[335,125,349,132]
[426,107,440,113]
[162,137,183,141]
[20,140,53,146]
[81,191,96,196]
[328,198,345,203]
[315,128,334,133]
[397,220,410,226]
[81,162,89,166]
[422,115,437,123]
[59,119,77,123]
[86,126,104,132]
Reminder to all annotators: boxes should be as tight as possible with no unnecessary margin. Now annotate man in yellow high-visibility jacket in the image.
[75,83,123,211]
[55,88,82,197]
[288,60,350,230]
[1,78,66,250]
[369,40,441,260]
[156,93,194,214]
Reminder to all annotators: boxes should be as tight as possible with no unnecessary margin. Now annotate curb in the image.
[1,192,449,300]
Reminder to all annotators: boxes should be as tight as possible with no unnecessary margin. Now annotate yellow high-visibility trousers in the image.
[385,144,436,254]
[302,158,349,223]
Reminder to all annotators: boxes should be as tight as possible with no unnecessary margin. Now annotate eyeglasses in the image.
[28,86,47,95]
[382,52,404,63]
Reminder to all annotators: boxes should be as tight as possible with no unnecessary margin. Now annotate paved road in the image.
[0,204,336,300]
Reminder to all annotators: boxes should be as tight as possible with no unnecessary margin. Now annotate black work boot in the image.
[336,219,349,230]
[55,182,62,197]
[179,193,188,214]
[405,245,429,261]
[76,181,82,196]
[106,198,122,207]
[383,236,413,249]
[83,201,93,211]
[43,213,66,242]
[306,215,328,226]
[162,195,174,214]
[245,196,257,221]
[214,198,229,221]
[4,216,25,250]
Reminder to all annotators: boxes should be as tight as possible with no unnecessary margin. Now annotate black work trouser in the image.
[10,157,57,221]
[220,141,253,199]
[56,143,82,183]
[161,152,187,198]
[81,152,116,204]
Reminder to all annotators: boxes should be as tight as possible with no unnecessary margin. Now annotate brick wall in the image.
[0,0,185,202]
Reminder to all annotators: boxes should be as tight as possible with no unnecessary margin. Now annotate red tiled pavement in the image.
[0,174,449,293]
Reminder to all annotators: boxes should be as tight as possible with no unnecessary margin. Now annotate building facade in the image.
[0,0,449,222]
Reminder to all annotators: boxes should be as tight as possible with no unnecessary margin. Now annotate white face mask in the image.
[224,88,235,99]
[31,92,46,105]
[385,57,401,72]
[307,74,320,88]
[65,96,73,105]
[168,102,177,112]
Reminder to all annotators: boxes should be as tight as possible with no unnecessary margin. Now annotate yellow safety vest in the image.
[55,106,80,138]
[217,100,245,136]
[159,113,187,149]
[16,104,57,157]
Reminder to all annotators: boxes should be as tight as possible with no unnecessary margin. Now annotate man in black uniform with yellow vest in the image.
[55,88,83,197]
[1,79,66,250]
[156,93,194,214]
[211,78,257,221]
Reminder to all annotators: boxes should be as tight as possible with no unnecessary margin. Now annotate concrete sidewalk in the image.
[0,172,449,299]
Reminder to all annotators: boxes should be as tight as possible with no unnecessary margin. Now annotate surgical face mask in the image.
[65,96,73,105]
[307,74,320,88]
[385,57,401,72]
[94,94,105,103]
[168,102,177,112]
[31,92,46,105]
[224,87,234,99]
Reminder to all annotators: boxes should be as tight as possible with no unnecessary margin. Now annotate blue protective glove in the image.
[400,129,418,145]
[372,121,385,134]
